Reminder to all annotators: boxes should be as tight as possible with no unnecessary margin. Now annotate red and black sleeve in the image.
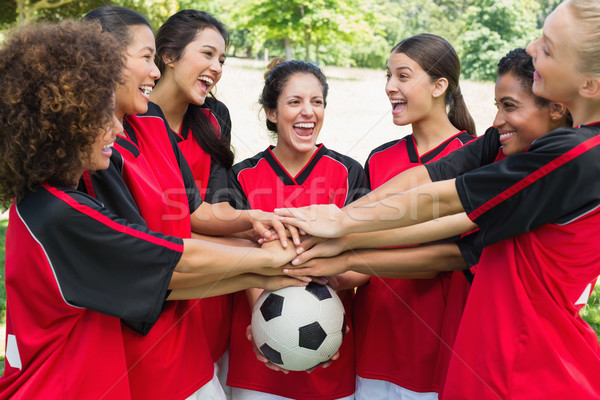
[425,127,501,181]
[457,125,600,247]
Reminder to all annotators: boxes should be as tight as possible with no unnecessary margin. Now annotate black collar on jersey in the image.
[115,119,140,158]
[264,144,327,185]
[410,131,473,163]
[179,119,190,140]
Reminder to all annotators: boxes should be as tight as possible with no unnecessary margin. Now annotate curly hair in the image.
[498,48,573,126]
[0,20,124,206]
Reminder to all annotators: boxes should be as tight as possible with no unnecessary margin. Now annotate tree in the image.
[235,0,377,64]
[458,0,540,81]
[15,0,75,26]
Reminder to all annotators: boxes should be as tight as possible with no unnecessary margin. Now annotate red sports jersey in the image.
[0,184,181,400]
[442,123,600,399]
[144,100,233,362]
[356,131,474,393]
[87,113,214,400]
[227,144,367,399]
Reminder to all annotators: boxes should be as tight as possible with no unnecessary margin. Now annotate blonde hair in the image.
[566,0,600,76]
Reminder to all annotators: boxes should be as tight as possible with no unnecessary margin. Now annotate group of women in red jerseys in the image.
[1,1,600,399]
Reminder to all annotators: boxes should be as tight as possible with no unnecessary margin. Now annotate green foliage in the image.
[458,0,540,81]
[33,0,109,22]
[350,34,389,69]
[0,1,17,28]
[234,0,379,64]
[582,285,600,341]
[0,1,557,95]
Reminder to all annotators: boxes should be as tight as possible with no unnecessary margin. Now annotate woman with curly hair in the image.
[79,6,306,400]
[0,20,303,400]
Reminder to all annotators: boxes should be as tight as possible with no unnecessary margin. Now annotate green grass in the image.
[581,284,600,341]
[1,218,6,321]
[1,217,6,376]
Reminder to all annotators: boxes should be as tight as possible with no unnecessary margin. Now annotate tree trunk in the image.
[284,38,294,60]
[304,29,310,62]
[17,0,76,26]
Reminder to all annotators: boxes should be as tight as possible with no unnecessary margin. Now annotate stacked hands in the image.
[254,204,347,285]
[249,203,475,373]
[248,204,351,374]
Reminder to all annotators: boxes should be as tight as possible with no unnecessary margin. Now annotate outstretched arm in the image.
[170,237,298,289]
[293,213,475,264]
[349,165,432,209]
[276,179,463,238]
[191,202,300,247]
[167,273,307,301]
[283,243,465,280]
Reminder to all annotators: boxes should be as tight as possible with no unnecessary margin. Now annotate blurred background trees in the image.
[1,0,561,80]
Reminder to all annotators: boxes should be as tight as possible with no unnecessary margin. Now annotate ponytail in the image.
[448,86,477,135]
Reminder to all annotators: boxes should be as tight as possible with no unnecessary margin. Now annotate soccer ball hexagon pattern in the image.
[251,283,346,371]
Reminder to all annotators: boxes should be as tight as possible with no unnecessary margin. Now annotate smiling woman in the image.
[226,58,367,400]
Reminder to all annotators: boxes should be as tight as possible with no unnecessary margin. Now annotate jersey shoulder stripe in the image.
[420,131,475,163]
[232,150,268,178]
[366,137,409,167]
[43,183,183,252]
[469,134,600,220]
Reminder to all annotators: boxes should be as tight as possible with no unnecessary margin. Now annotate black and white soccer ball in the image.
[251,282,345,371]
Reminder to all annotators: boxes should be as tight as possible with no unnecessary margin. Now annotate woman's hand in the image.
[248,210,301,248]
[274,204,346,238]
[292,238,347,265]
[261,239,298,267]
[283,254,351,278]
[246,324,344,374]
[246,325,291,374]
[259,274,310,290]
[295,235,327,254]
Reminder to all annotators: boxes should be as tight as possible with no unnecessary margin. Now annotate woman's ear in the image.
[432,77,449,99]
[265,109,277,124]
[549,102,567,121]
[579,76,600,99]
[161,52,176,68]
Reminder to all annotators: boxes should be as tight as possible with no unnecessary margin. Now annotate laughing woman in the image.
[227,59,368,400]
[150,9,236,392]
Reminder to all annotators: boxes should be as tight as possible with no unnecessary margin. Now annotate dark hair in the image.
[260,58,329,134]
[498,48,573,126]
[498,48,548,108]
[0,21,123,205]
[83,6,151,47]
[155,10,233,168]
[392,33,476,135]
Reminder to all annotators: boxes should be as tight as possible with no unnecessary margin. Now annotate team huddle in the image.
[0,0,599,399]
